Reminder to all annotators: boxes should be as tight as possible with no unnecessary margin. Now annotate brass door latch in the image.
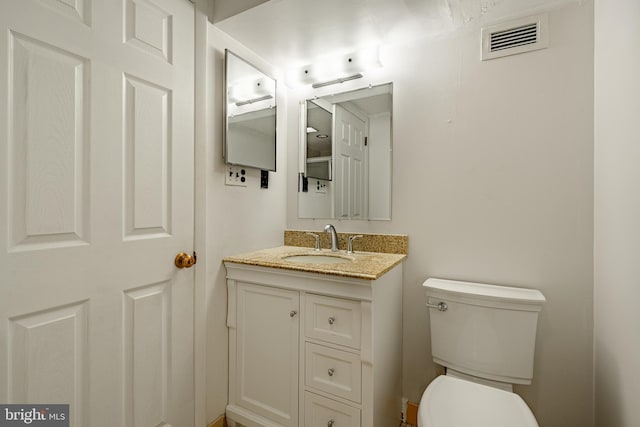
[175,251,197,269]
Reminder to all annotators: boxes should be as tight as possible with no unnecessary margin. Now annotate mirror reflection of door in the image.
[299,83,392,220]
[334,105,367,219]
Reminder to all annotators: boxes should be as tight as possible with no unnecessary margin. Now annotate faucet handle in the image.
[346,235,363,254]
[305,232,321,251]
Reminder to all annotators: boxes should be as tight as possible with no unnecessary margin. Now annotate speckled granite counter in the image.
[223,245,406,280]
[284,230,408,255]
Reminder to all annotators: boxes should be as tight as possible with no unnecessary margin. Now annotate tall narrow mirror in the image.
[224,50,277,171]
[306,100,333,180]
[298,83,392,220]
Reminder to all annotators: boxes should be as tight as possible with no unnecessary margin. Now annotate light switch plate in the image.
[314,180,327,193]
[225,165,248,187]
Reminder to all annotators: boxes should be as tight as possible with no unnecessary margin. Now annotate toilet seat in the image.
[418,376,538,427]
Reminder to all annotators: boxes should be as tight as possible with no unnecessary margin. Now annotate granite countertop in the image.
[223,245,406,280]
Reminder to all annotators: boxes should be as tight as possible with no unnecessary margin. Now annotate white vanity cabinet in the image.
[225,262,403,427]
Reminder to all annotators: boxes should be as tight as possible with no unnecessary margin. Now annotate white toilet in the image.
[419,278,546,427]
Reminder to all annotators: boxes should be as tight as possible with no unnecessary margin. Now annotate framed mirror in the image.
[224,50,277,171]
[298,83,392,220]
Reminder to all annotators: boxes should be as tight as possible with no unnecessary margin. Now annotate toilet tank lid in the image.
[423,278,546,304]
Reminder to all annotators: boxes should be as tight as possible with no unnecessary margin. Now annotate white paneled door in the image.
[0,1,195,427]
[334,105,367,219]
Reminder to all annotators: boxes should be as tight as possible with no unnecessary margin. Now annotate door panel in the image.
[333,105,367,219]
[8,301,89,421]
[8,31,90,251]
[123,74,173,239]
[0,1,194,426]
[123,282,172,427]
[125,0,173,63]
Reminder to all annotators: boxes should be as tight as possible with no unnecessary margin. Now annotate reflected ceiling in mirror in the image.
[299,83,392,221]
[306,100,332,180]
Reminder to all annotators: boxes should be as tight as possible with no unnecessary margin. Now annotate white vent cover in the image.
[482,13,549,60]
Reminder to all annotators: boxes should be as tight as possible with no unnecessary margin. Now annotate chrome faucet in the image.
[324,224,339,252]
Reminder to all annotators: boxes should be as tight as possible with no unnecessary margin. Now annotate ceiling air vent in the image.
[482,13,549,60]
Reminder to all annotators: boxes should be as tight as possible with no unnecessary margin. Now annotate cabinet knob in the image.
[327,368,335,377]
[327,420,335,427]
[328,316,335,325]
[290,310,297,318]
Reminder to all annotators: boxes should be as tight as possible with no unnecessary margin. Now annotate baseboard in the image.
[207,415,226,427]
[406,401,419,425]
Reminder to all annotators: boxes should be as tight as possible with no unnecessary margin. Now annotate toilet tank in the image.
[423,278,545,385]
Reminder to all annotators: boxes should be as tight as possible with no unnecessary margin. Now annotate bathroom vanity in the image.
[224,245,405,427]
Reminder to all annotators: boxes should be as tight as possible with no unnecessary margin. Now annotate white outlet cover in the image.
[225,165,248,187]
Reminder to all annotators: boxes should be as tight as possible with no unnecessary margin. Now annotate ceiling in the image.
[213,0,580,71]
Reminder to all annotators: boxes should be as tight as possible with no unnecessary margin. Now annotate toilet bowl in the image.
[418,375,538,427]
[420,278,545,427]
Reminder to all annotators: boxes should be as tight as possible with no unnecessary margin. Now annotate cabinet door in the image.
[236,283,300,426]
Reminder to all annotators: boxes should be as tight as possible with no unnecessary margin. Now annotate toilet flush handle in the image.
[426,301,448,312]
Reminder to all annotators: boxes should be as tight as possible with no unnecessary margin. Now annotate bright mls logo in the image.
[0,405,69,427]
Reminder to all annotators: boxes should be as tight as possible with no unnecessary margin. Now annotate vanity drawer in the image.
[304,391,360,427]
[305,294,361,349]
[305,342,361,403]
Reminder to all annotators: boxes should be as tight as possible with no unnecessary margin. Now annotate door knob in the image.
[175,252,197,269]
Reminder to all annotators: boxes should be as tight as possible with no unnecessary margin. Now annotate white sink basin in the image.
[282,254,352,264]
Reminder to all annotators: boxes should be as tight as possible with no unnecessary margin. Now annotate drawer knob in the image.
[327,420,335,427]
[328,316,335,325]
[328,368,335,377]
[290,310,297,317]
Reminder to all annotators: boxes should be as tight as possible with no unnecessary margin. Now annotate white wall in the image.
[298,177,334,218]
[286,3,594,426]
[203,24,288,423]
[594,0,640,425]
[368,112,392,220]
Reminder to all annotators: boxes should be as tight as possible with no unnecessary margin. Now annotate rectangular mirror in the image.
[224,49,277,171]
[299,83,392,220]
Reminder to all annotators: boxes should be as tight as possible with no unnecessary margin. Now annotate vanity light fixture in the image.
[312,73,363,89]
[287,46,382,88]
[235,94,272,107]
[228,76,275,106]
